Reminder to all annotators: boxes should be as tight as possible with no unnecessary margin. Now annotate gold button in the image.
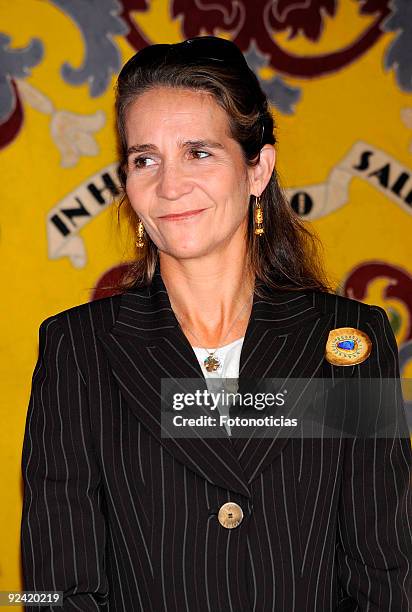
[217,502,243,529]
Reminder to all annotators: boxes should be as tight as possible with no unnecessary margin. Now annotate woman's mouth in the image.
[158,208,207,220]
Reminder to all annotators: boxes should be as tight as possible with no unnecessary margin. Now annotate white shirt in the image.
[192,337,244,436]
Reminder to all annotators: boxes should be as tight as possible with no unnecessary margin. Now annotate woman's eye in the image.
[132,151,209,168]
[133,156,155,168]
[191,150,210,159]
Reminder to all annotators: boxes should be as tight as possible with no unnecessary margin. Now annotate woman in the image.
[21,36,411,611]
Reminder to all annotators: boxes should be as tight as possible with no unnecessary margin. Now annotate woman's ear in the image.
[249,144,276,195]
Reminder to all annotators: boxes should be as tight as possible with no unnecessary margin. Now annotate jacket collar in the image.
[110,258,325,341]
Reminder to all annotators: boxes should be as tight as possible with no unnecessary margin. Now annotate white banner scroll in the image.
[46,163,121,268]
[285,140,412,220]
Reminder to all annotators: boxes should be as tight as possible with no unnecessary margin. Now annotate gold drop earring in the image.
[254,195,264,235]
[135,218,146,248]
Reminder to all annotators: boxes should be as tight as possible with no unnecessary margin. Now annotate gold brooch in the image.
[325,327,372,366]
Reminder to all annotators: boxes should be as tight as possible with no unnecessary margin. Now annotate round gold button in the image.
[217,502,243,529]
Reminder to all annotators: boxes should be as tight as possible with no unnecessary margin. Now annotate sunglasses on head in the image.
[119,36,252,78]
[118,36,266,145]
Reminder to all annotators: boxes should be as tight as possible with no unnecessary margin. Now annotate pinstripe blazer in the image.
[21,262,412,611]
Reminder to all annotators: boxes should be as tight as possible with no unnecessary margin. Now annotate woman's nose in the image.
[156,161,193,200]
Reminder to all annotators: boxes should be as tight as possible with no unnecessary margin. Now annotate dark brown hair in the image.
[109,47,332,298]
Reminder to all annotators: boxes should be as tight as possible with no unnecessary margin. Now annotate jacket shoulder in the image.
[35,292,131,385]
[38,292,124,337]
[309,289,388,327]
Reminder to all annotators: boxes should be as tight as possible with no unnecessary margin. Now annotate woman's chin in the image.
[161,241,213,260]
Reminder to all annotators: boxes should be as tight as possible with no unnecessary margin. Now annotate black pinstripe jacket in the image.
[21,263,412,611]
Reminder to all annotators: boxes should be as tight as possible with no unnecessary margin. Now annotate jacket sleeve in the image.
[336,305,412,611]
[20,317,110,611]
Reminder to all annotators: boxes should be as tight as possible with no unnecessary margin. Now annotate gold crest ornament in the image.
[325,327,372,366]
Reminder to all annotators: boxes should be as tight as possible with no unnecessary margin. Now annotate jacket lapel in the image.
[96,263,334,496]
[232,305,334,482]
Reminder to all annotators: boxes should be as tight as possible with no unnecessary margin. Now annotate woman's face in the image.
[124,86,260,260]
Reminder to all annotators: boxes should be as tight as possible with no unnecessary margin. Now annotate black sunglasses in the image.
[119,36,253,79]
